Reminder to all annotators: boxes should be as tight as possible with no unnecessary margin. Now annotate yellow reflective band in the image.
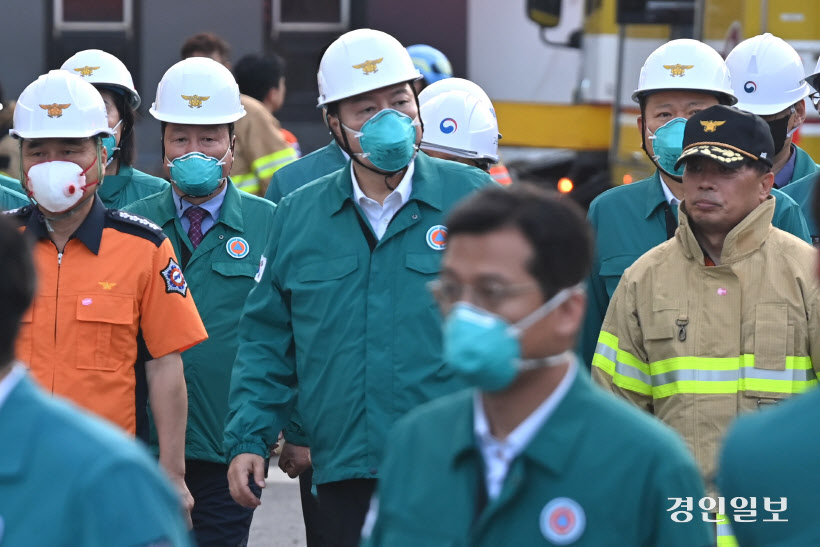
[652,354,813,375]
[232,172,260,194]
[716,513,737,546]
[253,148,298,180]
[653,377,817,399]
[592,331,652,395]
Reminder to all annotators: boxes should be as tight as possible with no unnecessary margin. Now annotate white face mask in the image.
[26,160,95,213]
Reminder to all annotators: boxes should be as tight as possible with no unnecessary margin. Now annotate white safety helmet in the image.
[632,39,736,105]
[419,77,494,113]
[317,28,421,106]
[805,56,820,93]
[726,34,810,115]
[150,57,245,124]
[11,70,113,139]
[60,49,141,109]
[420,90,499,163]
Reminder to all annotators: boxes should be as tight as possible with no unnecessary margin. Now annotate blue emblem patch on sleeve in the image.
[161,258,188,296]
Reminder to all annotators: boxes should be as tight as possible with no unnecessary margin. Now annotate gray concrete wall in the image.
[0,0,47,99]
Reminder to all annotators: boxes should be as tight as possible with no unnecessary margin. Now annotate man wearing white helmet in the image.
[726,34,818,190]
[419,88,500,174]
[2,70,207,527]
[125,57,277,547]
[578,39,811,366]
[224,28,493,547]
[781,55,820,242]
[60,49,169,209]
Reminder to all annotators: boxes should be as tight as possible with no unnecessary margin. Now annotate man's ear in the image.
[637,115,644,135]
[327,113,342,140]
[760,171,775,199]
[794,99,807,127]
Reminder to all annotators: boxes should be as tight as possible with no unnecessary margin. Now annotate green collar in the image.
[152,178,245,232]
[643,170,672,220]
[328,152,444,215]
[98,165,134,201]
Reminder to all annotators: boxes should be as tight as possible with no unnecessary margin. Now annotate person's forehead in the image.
[344,83,412,104]
[443,228,535,278]
[165,123,229,135]
[23,137,93,148]
[645,90,717,110]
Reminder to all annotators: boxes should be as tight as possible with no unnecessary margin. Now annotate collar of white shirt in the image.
[473,356,578,499]
[351,161,414,239]
[659,175,681,208]
[0,363,26,413]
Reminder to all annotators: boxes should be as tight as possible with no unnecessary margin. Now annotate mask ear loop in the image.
[786,104,800,138]
[104,120,123,167]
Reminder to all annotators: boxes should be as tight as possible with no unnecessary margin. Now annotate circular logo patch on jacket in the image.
[226,237,250,259]
[426,225,447,250]
[540,497,585,544]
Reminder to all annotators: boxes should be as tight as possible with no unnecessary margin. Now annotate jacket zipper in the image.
[55,252,62,344]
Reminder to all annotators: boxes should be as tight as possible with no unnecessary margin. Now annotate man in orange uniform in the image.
[2,70,208,527]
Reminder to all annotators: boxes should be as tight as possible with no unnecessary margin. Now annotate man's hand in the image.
[169,474,194,529]
[278,442,311,478]
[228,453,266,508]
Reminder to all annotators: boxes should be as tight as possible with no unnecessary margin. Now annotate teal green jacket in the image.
[0,372,191,546]
[718,386,820,546]
[782,144,819,188]
[100,165,169,210]
[126,181,276,464]
[0,185,27,210]
[364,371,712,547]
[224,152,494,484]
[265,140,347,203]
[0,173,23,194]
[782,171,820,241]
[578,170,811,365]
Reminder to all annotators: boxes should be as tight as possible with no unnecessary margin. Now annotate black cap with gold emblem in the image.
[675,104,775,170]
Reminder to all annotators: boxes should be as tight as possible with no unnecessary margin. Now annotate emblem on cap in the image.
[700,120,726,133]
[540,497,586,544]
[426,225,447,251]
[73,66,100,77]
[161,258,188,296]
[663,64,694,77]
[182,95,210,108]
[39,103,71,118]
[352,58,383,75]
[226,237,250,259]
[440,118,457,134]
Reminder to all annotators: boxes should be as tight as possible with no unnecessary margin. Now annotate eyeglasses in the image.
[810,92,820,110]
[427,279,542,311]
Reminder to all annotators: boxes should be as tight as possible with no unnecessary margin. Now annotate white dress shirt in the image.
[0,364,26,412]
[351,162,414,239]
[473,357,578,500]
[660,176,681,208]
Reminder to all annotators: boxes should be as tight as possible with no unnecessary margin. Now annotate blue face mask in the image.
[442,286,580,392]
[648,117,687,179]
[344,109,419,173]
[166,150,228,197]
[102,120,123,167]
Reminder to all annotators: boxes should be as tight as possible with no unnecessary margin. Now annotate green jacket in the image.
[265,140,347,203]
[782,144,819,188]
[224,152,494,484]
[99,165,169,210]
[782,172,820,242]
[364,371,712,547]
[578,170,811,366]
[0,173,23,194]
[0,371,191,546]
[126,181,276,463]
[719,385,820,546]
[0,185,27,210]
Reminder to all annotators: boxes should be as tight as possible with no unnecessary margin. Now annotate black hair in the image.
[234,54,285,103]
[100,86,137,167]
[446,184,593,299]
[0,216,36,368]
[181,32,231,61]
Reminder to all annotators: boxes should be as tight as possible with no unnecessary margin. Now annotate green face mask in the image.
[648,117,687,180]
[102,120,123,166]
[343,109,419,173]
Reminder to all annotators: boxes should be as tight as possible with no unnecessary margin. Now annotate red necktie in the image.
[184,206,206,249]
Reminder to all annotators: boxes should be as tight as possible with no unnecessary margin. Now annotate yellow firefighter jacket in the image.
[592,196,820,496]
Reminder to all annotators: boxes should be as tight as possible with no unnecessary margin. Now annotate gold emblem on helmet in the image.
[39,103,71,118]
[352,58,384,75]
[73,66,101,77]
[663,64,695,77]
[181,95,210,108]
[700,120,726,133]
